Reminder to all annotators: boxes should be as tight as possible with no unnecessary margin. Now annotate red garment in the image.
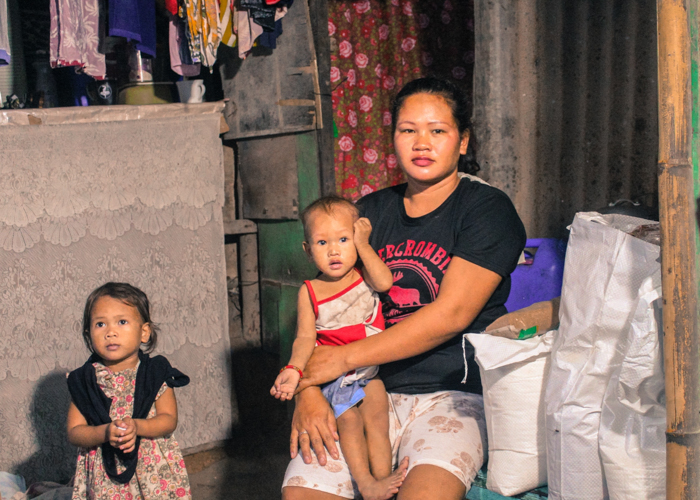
[305,275,384,348]
[165,0,178,15]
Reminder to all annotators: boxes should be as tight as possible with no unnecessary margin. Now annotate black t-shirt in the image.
[356,177,526,395]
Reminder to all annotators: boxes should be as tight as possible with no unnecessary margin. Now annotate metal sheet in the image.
[474,0,658,238]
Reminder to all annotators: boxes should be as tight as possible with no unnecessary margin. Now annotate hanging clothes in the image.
[165,0,177,15]
[235,9,262,59]
[49,0,106,79]
[109,0,156,57]
[218,0,236,48]
[236,5,288,58]
[240,0,275,31]
[183,0,220,67]
[0,0,10,65]
[169,12,201,76]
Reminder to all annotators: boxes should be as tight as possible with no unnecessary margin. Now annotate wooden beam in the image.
[223,219,258,235]
[657,0,700,498]
[308,0,336,195]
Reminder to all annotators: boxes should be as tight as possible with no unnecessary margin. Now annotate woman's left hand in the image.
[297,345,349,392]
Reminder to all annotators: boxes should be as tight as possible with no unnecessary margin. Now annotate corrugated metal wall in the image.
[474,0,658,238]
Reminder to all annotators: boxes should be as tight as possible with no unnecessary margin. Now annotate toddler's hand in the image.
[353,217,373,248]
[270,369,301,401]
[108,417,137,453]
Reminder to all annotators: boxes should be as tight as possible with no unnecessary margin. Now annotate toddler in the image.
[67,282,191,500]
[270,195,408,500]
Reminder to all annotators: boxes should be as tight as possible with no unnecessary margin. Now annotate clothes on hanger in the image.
[109,0,156,57]
[49,0,106,79]
[218,0,236,48]
[169,12,201,76]
[0,0,10,65]
[46,0,294,84]
[183,0,220,67]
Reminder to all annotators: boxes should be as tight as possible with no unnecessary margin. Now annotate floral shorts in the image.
[282,390,487,499]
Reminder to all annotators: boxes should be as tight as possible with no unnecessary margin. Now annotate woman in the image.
[282,77,526,500]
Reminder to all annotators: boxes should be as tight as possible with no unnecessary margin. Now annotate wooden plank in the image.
[222,145,236,222]
[237,134,300,219]
[223,219,257,235]
[218,0,320,139]
[239,233,261,346]
[308,0,336,195]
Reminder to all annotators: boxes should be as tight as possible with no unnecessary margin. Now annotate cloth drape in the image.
[109,0,156,57]
[331,0,475,199]
[49,0,106,79]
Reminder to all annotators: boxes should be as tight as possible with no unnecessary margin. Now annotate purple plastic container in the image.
[505,238,566,312]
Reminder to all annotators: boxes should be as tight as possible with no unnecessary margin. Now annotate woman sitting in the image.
[282,76,527,500]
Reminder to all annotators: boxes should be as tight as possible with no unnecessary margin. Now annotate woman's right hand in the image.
[291,387,340,466]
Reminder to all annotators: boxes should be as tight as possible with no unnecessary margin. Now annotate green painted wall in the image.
[258,131,322,360]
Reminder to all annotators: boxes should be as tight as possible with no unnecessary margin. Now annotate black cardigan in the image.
[67,350,189,484]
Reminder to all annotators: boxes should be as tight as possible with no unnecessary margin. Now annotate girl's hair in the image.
[300,195,359,241]
[82,282,159,354]
[391,77,480,175]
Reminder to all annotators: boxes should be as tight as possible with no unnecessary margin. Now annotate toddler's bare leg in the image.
[336,381,408,500]
[360,379,393,479]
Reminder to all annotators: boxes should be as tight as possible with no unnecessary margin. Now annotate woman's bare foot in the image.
[357,457,409,500]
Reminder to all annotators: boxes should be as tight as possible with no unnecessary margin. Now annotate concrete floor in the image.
[186,423,291,500]
[184,348,293,499]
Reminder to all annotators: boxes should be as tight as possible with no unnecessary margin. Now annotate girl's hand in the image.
[117,417,137,452]
[270,369,300,401]
[353,217,373,249]
[297,345,349,393]
[291,387,339,466]
[107,418,136,451]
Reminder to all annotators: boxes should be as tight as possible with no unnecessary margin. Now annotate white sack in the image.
[599,276,665,499]
[465,330,555,496]
[545,212,661,500]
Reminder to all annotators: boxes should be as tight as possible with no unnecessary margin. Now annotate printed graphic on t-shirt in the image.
[382,257,441,325]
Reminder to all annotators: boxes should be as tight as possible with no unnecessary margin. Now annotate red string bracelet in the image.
[280,365,304,379]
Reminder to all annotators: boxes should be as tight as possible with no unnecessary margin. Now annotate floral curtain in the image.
[330,0,475,200]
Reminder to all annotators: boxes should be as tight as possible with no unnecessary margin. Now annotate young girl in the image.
[67,282,192,500]
[270,195,409,500]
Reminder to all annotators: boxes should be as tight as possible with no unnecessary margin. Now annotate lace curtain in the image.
[0,103,234,484]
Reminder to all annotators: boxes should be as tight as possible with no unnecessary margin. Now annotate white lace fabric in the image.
[1,105,225,253]
[0,104,234,483]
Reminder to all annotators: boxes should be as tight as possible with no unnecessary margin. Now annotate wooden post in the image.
[308,0,335,195]
[657,0,700,498]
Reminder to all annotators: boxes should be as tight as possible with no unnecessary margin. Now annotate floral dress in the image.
[72,363,192,500]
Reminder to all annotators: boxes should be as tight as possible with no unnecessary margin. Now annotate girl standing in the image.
[67,282,191,500]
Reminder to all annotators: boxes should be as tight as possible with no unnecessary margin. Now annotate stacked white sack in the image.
[598,275,665,499]
[544,212,662,500]
[465,330,554,496]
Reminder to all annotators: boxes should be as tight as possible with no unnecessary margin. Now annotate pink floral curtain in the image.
[330,0,475,200]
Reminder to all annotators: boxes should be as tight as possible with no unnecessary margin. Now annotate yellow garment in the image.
[218,0,237,47]
[184,0,221,67]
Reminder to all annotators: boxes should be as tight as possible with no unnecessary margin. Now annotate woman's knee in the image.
[398,464,466,500]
